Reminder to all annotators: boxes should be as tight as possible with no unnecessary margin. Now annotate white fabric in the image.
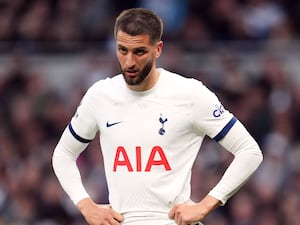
[208,120,263,204]
[52,127,90,204]
[52,68,262,224]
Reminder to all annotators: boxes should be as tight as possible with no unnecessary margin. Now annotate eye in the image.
[118,46,127,54]
[134,48,147,56]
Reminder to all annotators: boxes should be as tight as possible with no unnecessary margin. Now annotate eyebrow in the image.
[117,44,148,51]
[134,47,148,51]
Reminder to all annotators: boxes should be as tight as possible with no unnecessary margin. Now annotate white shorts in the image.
[121,212,203,225]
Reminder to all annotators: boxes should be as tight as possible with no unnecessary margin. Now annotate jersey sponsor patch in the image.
[113,146,171,172]
[213,104,225,117]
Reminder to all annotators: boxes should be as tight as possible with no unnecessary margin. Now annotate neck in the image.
[128,67,160,92]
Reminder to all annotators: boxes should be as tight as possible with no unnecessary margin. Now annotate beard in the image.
[121,59,153,86]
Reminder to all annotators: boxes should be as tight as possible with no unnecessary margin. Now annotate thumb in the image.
[168,206,175,219]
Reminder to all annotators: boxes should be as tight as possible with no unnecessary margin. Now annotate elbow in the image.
[52,147,60,173]
[236,142,264,170]
[257,147,264,166]
[253,140,263,163]
[248,143,264,169]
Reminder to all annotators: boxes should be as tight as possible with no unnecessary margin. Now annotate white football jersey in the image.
[69,68,236,222]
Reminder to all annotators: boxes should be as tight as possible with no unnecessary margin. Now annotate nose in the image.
[125,53,136,68]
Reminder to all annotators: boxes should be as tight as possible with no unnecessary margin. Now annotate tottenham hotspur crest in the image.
[158,114,168,135]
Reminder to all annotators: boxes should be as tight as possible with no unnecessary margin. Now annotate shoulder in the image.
[78,74,125,106]
[89,74,123,90]
[86,74,124,95]
[161,69,212,95]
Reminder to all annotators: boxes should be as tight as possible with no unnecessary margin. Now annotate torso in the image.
[72,68,233,223]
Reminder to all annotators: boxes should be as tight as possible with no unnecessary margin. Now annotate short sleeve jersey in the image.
[69,68,236,214]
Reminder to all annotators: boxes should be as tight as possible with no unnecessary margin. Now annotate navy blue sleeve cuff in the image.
[213,117,237,142]
[68,123,92,143]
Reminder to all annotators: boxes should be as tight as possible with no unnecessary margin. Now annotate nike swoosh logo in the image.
[106,121,122,127]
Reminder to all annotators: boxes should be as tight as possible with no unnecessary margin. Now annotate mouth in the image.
[125,70,139,77]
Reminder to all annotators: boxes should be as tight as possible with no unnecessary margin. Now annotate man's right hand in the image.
[77,198,124,225]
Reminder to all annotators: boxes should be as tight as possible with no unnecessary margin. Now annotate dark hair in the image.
[114,8,163,44]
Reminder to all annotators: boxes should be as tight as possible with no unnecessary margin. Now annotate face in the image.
[116,31,163,91]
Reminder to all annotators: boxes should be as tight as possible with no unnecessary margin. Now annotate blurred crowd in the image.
[0,0,299,52]
[1,0,300,225]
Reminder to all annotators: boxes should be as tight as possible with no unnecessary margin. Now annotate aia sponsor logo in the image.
[113,146,171,172]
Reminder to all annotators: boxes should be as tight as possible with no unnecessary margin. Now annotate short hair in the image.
[114,8,163,44]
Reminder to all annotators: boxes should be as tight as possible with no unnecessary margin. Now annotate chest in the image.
[98,96,192,142]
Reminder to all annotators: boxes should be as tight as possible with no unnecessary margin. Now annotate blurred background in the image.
[1,0,300,224]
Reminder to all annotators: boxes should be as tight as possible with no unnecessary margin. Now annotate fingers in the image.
[110,217,122,225]
[175,211,183,225]
[168,205,175,219]
[95,210,123,225]
[99,204,124,223]
[169,205,184,224]
[102,207,123,225]
[169,204,197,225]
[112,210,124,223]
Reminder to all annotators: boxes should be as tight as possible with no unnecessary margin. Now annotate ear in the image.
[155,41,163,58]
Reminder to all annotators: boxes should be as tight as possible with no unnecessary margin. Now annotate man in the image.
[52,8,263,225]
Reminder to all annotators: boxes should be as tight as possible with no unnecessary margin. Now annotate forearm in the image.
[208,148,262,204]
[195,195,222,217]
[209,120,263,204]
[52,147,90,204]
[52,127,90,204]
